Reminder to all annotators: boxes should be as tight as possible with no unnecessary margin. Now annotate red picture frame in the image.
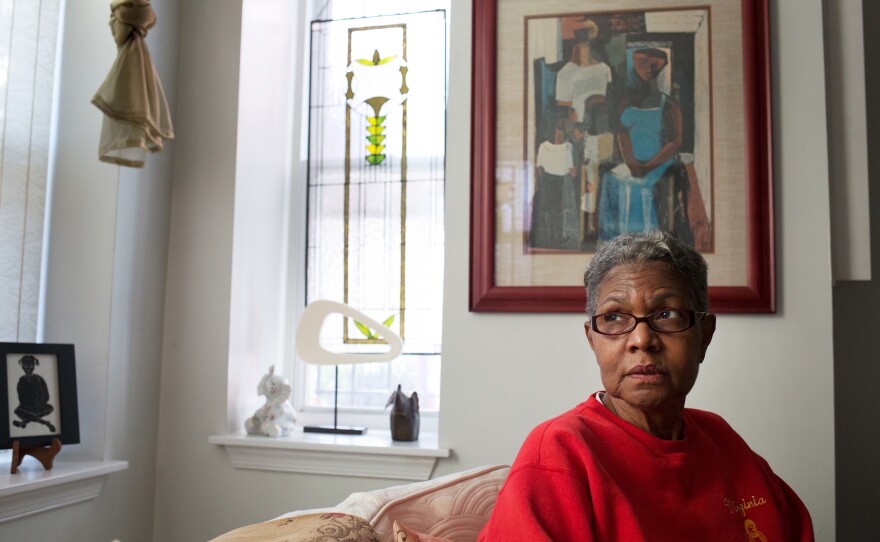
[470,0,774,313]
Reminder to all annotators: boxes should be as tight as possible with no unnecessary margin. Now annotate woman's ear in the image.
[699,313,717,360]
[584,321,597,351]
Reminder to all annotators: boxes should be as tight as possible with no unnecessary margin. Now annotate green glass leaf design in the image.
[355,50,398,66]
[354,320,376,339]
[366,155,386,165]
[382,315,395,327]
[367,135,386,145]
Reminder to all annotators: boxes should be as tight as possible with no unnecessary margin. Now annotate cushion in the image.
[209,512,380,542]
[283,465,509,528]
[392,520,453,542]
[370,465,509,541]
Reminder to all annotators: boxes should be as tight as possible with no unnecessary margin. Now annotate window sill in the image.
[0,459,128,523]
[210,429,449,481]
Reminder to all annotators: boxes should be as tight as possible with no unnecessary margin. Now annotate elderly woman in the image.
[479,230,813,541]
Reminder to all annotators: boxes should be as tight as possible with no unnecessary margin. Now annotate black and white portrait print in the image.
[6,353,61,438]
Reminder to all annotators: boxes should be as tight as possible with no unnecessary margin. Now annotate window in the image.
[299,2,447,416]
[0,0,62,342]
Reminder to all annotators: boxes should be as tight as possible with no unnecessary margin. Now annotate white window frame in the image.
[225,0,449,435]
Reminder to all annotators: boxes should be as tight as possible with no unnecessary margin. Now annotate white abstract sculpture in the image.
[296,300,403,434]
[245,365,297,437]
[296,300,402,364]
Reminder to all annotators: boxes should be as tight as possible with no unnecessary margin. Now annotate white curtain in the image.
[0,0,62,341]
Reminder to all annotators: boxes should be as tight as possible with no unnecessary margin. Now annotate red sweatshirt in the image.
[479,394,813,541]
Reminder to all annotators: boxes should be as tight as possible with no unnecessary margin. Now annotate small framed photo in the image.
[0,343,80,449]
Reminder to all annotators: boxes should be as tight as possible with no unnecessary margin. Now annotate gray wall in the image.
[832,1,880,539]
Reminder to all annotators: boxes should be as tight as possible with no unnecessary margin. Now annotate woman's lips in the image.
[626,365,667,382]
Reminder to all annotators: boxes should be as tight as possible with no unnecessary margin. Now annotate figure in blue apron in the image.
[599,48,682,240]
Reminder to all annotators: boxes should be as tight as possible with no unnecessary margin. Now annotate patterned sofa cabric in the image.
[210,464,510,542]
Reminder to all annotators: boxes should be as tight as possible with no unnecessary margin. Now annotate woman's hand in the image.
[617,130,645,178]
[628,162,646,178]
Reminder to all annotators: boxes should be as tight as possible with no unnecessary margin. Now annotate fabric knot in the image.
[92,0,173,167]
[109,0,156,46]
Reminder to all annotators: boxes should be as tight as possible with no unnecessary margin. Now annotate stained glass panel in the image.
[306,9,446,410]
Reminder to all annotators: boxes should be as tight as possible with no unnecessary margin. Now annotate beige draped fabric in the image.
[92,0,173,167]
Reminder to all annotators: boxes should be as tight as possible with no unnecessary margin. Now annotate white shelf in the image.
[0,460,128,523]
[210,429,449,481]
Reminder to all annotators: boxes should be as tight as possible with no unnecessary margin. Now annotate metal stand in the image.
[303,365,367,435]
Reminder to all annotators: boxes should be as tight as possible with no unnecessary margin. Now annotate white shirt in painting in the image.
[555,62,613,122]
[536,141,574,176]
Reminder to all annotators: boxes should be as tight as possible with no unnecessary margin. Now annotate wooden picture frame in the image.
[0,343,80,449]
[470,0,773,313]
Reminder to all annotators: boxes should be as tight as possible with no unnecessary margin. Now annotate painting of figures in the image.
[471,0,774,313]
[524,9,713,253]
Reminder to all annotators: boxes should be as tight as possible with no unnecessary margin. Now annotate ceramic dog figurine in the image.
[245,365,297,437]
[386,384,419,441]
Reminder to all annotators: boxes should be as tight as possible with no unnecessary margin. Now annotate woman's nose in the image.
[626,320,662,352]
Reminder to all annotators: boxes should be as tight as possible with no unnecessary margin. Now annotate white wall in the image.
[0,0,846,539]
[152,2,410,539]
[151,0,838,540]
[439,0,835,538]
[0,1,177,540]
[227,0,305,434]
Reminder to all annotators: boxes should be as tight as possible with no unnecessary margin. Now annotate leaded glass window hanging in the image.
[305,10,445,409]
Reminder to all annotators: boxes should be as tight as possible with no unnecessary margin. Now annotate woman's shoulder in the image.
[684,407,735,431]
[684,407,758,451]
[507,399,600,473]
[580,61,612,74]
[539,140,573,152]
[661,92,682,110]
[521,399,602,449]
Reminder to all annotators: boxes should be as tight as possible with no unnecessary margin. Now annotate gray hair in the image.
[584,230,708,315]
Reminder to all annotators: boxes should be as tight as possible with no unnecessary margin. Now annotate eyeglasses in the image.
[588,309,707,336]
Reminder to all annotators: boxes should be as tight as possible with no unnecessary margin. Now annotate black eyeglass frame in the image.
[588,309,708,336]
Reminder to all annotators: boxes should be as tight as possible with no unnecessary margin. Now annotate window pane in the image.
[306,354,440,410]
[0,0,61,342]
[305,9,445,411]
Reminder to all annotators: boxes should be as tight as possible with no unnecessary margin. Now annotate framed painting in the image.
[470,0,773,313]
[0,343,80,449]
